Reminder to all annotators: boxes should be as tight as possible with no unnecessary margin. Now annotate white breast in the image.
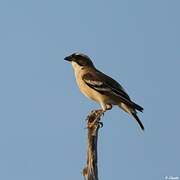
[71,62,101,101]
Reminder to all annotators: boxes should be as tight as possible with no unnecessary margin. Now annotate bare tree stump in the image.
[83,109,104,180]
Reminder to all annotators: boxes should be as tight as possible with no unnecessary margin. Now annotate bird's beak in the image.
[64,56,72,62]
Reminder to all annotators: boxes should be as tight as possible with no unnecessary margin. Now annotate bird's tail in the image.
[118,102,144,131]
[131,111,144,131]
[132,102,144,112]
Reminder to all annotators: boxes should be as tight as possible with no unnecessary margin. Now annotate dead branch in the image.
[83,109,104,180]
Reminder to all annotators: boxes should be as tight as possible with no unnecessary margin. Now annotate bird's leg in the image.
[94,104,112,127]
[93,107,111,128]
[93,104,112,118]
[86,104,112,127]
[88,104,112,119]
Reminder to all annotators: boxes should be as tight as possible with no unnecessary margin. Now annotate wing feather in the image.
[82,71,132,105]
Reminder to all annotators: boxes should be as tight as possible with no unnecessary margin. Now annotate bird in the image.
[64,52,144,130]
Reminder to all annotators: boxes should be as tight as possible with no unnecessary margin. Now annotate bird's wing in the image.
[82,70,133,106]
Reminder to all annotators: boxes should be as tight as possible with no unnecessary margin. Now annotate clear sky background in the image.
[0,0,180,180]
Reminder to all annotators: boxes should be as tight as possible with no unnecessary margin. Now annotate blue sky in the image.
[0,0,180,179]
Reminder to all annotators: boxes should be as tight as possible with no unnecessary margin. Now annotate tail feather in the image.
[133,102,144,112]
[131,112,144,131]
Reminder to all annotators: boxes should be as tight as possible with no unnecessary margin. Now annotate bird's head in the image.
[64,53,94,69]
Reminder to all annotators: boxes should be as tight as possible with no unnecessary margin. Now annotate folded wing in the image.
[82,70,143,112]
